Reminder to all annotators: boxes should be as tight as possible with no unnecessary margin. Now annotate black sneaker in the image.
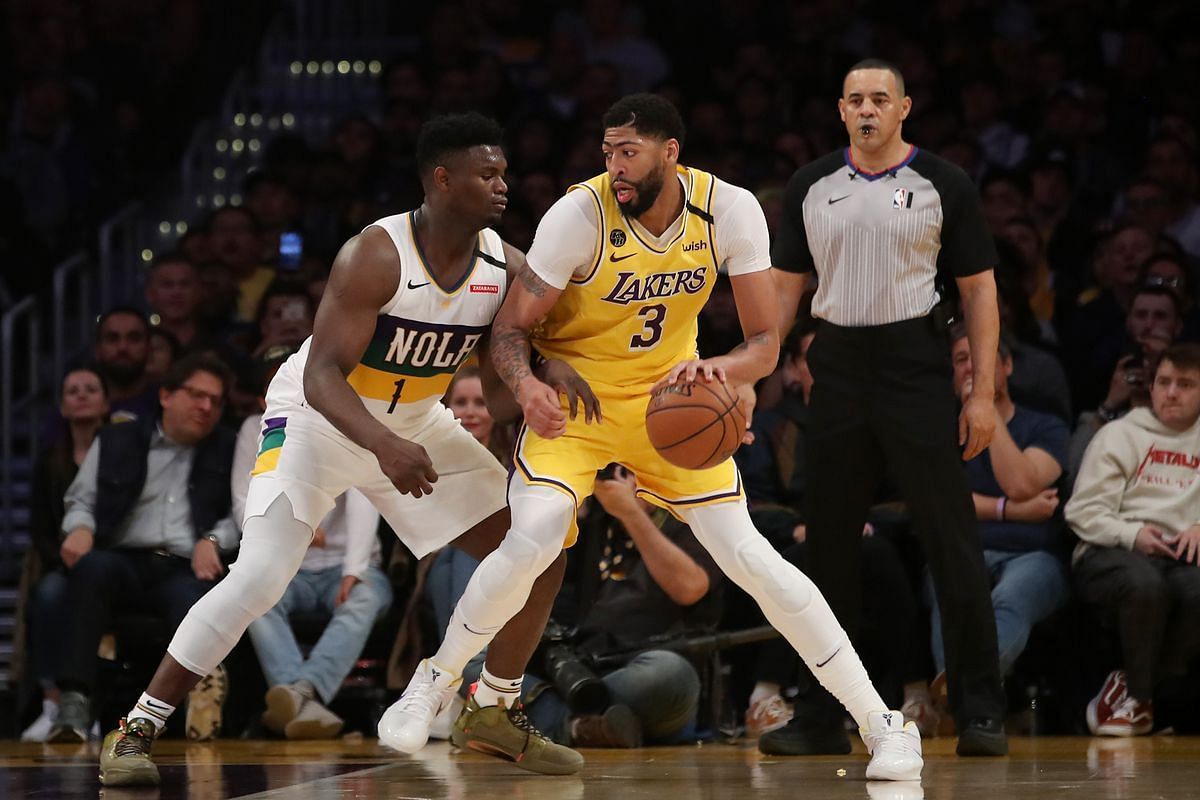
[758,694,851,756]
[956,717,1008,756]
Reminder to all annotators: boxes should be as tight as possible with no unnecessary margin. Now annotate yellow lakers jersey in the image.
[276,212,507,430]
[532,167,720,395]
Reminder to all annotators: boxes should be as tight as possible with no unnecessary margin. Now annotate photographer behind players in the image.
[425,464,723,747]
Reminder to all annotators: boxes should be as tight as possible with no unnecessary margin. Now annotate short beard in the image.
[101,361,145,388]
[616,163,666,219]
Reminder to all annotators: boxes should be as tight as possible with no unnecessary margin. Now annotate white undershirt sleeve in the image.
[713,182,772,276]
[525,191,601,290]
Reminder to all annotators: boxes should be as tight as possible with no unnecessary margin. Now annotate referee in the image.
[772,59,1007,757]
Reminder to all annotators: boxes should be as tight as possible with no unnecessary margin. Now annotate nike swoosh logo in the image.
[609,253,636,262]
[827,195,851,205]
[815,647,841,668]
[143,700,171,710]
[407,280,430,289]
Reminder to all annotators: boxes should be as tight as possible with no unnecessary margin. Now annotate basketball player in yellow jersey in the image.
[99,113,589,786]
[394,95,923,780]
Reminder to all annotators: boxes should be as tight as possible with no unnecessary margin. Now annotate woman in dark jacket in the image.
[18,366,109,741]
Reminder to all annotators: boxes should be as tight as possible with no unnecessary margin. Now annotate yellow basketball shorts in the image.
[512,388,743,541]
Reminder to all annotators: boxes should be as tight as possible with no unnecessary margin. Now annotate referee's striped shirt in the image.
[772,146,997,327]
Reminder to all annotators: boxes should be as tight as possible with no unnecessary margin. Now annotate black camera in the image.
[540,620,610,713]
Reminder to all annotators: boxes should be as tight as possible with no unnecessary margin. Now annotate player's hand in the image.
[335,575,361,606]
[1007,489,1059,523]
[538,359,602,424]
[192,538,225,581]
[735,384,756,445]
[373,434,439,497]
[517,375,567,438]
[663,358,727,386]
[1173,525,1200,565]
[1134,525,1176,558]
[593,466,641,519]
[959,391,995,460]
[60,527,94,569]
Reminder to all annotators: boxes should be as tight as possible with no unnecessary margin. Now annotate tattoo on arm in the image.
[491,326,534,396]
[518,264,551,298]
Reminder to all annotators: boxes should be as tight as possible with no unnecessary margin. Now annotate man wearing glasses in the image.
[47,352,237,742]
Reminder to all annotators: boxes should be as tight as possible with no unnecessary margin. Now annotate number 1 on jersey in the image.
[630,303,667,349]
[387,379,406,413]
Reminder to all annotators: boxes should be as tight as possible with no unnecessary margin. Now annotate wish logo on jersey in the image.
[347,315,484,404]
[601,267,708,306]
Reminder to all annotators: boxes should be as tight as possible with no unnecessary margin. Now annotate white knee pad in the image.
[471,484,573,604]
[682,500,813,617]
[168,494,313,676]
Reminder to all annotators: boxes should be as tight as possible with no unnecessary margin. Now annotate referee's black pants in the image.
[804,315,1006,726]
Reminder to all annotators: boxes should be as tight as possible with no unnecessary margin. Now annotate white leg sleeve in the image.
[167,494,313,676]
[680,500,887,728]
[432,482,574,675]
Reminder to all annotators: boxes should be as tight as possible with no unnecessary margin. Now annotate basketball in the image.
[645,380,747,470]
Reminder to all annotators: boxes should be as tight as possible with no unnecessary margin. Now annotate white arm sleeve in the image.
[525,190,601,289]
[712,182,772,276]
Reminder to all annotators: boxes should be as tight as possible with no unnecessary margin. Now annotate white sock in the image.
[750,681,782,706]
[129,693,175,733]
[681,501,887,730]
[473,666,522,709]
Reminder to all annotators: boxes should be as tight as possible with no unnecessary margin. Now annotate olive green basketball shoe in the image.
[451,696,585,775]
[99,717,161,786]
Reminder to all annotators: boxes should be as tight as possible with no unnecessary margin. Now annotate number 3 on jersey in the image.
[630,303,667,349]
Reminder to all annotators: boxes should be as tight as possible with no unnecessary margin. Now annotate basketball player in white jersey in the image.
[99,113,588,786]
[387,94,924,781]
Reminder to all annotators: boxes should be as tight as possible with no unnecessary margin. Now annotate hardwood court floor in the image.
[0,736,1195,799]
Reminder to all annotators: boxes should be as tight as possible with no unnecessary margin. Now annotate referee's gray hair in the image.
[845,58,906,97]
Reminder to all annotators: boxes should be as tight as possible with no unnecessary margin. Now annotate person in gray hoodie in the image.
[1065,343,1200,737]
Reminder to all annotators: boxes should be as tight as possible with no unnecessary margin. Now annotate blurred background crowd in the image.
[2,0,1199,748]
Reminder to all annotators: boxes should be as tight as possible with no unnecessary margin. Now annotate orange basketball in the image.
[645,380,747,470]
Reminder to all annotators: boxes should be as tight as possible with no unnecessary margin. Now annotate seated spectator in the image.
[19,367,109,741]
[735,326,929,748]
[145,328,180,385]
[925,328,1070,700]
[94,307,159,423]
[1073,284,1184,422]
[1068,286,1184,480]
[1066,344,1200,737]
[207,206,276,323]
[231,350,391,739]
[48,354,238,743]
[144,253,213,353]
[1137,253,1200,342]
[444,365,513,466]
[427,466,721,748]
[246,279,316,359]
[1144,135,1200,259]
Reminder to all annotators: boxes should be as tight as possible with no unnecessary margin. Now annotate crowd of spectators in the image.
[6,0,1200,746]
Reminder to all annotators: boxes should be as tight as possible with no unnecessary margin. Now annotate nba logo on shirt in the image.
[892,188,914,209]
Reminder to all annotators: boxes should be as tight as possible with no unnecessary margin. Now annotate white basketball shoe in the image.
[861,710,923,781]
[379,659,461,754]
